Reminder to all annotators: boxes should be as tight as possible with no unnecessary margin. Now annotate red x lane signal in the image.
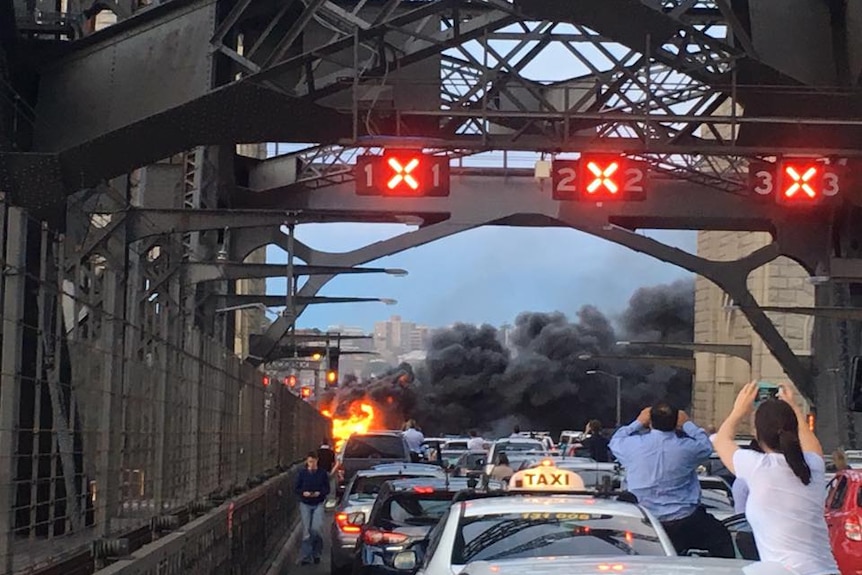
[784,165,818,199]
[552,156,647,201]
[585,160,621,195]
[387,157,420,191]
[775,161,841,205]
[356,151,450,197]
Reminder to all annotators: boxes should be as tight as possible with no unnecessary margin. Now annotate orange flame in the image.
[322,401,378,451]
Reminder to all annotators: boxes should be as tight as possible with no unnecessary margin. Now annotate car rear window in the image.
[350,475,403,499]
[496,441,543,453]
[373,492,454,529]
[344,435,406,459]
[452,512,667,564]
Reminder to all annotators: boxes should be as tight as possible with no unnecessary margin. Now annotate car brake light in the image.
[335,512,362,534]
[845,516,862,541]
[362,528,409,545]
[413,486,434,494]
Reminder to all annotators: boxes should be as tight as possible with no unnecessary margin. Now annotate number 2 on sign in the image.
[556,168,577,193]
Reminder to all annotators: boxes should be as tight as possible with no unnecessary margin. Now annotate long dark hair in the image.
[754,399,811,485]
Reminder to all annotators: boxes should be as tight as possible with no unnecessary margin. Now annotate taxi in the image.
[460,556,796,575]
[392,462,795,575]
[392,462,674,575]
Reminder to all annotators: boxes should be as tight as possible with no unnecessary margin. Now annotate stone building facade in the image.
[693,231,814,427]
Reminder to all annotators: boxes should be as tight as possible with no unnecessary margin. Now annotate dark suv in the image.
[338,432,412,493]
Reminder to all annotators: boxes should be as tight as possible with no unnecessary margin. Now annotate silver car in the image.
[330,463,446,575]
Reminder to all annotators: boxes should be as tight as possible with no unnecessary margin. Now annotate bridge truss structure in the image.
[2,0,862,572]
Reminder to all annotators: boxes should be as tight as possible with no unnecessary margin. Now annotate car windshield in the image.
[452,512,667,564]
[374,493,454,529]
[344,436,406,459]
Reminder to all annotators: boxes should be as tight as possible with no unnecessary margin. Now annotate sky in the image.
[266,225,696,331]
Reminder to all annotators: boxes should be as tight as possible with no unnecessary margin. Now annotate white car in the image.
[484,438,548,476]
[401,494,677,575]
[460,556,795,575]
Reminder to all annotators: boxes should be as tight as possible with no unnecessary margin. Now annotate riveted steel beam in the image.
[184,261,406,283]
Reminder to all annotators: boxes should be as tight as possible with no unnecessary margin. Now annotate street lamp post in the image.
[586,370,623,427]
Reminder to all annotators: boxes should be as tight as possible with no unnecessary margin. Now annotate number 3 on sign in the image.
[753,170,773,195]
[823,170,840,196]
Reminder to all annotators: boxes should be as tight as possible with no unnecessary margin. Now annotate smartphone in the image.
[754,382,779,407]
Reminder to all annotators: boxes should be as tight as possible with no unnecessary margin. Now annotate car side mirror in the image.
[348,512,365,526]
[393,551,417,571]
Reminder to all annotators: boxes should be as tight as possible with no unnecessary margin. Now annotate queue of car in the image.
[326,429,811,575]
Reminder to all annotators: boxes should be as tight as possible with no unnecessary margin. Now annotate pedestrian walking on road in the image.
[609,401,734,558]
[713,382,839,575]
[295,451,330,565]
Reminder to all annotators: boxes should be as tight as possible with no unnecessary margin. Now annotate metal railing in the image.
[0,200,328,574]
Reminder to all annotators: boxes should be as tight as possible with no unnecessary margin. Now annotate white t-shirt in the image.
[733,449,838,575]
[466,437,485,451]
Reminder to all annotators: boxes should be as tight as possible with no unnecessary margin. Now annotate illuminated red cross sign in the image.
[585,160,620,195]
[387,157,420,191]
[777,161,841,205]
[575,154,647,201]
[355,151,451,197]
[784,165,818,199]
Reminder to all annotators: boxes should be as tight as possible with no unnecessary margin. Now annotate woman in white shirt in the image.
[713,381,838,575]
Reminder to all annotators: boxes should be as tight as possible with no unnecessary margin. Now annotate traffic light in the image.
[578,155,647,201]
[355,151,450,197]
[284,374,298,388]
[327,353,340,386]
[551,157,647,201]
[300,386,312,399]
[776,161,841,205]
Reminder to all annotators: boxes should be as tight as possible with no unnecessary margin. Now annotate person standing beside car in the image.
[581,419,611,462]
[403,419,425,462]
[610,401,734,558]
[713,382,839,575]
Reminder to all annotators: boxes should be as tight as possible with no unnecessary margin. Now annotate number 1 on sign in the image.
[364,163,374,188]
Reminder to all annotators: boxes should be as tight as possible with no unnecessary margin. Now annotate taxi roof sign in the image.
[509,462,585,491]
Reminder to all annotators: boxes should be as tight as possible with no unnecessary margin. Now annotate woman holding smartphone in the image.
[713,382,838,574]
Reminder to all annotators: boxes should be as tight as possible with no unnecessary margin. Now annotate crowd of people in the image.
[608,381,839,574]
[294,381,840,573]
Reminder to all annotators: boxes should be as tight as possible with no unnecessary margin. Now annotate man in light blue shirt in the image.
[610,401,734,558]
[403,420,425,462]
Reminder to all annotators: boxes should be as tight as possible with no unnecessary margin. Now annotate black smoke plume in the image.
[321,278,695,438]
[413,278,695,436]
